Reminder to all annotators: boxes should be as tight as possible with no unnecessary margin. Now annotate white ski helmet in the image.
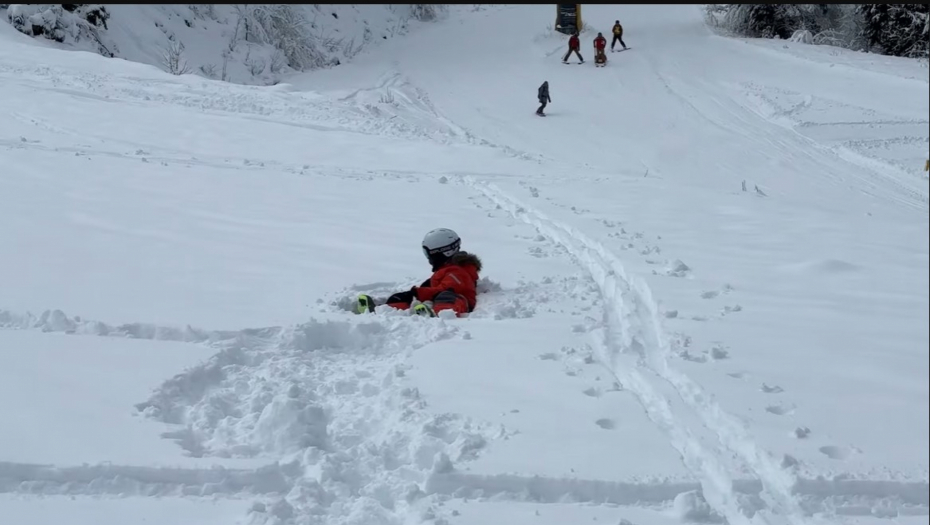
[422,228,461,259]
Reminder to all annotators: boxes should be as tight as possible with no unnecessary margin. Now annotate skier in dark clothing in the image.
[356,228,482,318]
[536,81,551,116]
[562,32,583,64]
[611,20,628,51]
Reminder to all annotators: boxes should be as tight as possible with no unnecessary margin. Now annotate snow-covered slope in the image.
[1,4,928,525]
[2,4,446,84]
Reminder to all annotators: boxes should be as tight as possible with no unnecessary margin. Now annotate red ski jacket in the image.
[594,36,607,50]
[414,251,482,313]
[568,35,580,50]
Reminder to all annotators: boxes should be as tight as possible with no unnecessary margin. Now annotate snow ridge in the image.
[465,177,817,525]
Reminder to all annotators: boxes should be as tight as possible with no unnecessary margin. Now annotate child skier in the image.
[357,228,482,317]
[611,20,628,51]
[593,32,608,65]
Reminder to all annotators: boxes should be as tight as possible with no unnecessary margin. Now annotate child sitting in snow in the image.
[357,228,482,317]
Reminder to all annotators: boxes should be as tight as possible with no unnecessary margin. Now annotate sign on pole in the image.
[555,4,582,35]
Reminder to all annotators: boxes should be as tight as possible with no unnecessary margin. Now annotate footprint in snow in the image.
[663,260,692,278]
[721,304,743,315]
[538,352,559,361]
[678,344,728,363]
[582,387,602,398]
[678,350,709,363]
[595,418,616,430]
[727,372,747,379]
[765,404,795,416]
[701,285,735,299]
[819,445,856,460]
[528,246,548,258]
[761,383,784,393]
[782,454,800,468]
[793,427,811,439]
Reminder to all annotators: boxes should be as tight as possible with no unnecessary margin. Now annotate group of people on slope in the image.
[562,19,629,66]
[537,20,629,116]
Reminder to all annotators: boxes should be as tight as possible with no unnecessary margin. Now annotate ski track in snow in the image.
[464,179,776,525]
[459,178,928,525]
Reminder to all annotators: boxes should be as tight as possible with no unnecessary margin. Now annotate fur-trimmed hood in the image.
[448,251,482,273]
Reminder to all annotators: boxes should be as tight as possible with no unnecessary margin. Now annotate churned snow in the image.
[1,4,927,525]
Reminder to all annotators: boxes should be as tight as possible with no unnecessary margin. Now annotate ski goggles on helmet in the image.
[422,238,461,259]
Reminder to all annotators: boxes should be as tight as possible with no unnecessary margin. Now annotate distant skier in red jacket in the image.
[562,31,583,64]
[357,228,482,317]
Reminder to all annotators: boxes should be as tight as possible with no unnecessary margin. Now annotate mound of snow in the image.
[672,491,724,523]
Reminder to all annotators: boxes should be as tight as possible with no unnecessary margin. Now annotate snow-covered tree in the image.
[859,4,929,58]
[408,4,443,22]
[6,4,114,56]
[712,4,926,57]
[721,4,843,39]
[232,4,332,70]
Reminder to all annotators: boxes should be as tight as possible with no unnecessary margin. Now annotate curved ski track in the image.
[463,176,820,525]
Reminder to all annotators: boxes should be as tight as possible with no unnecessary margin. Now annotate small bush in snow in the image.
[245,54,266,75]
[199,63,218,79]
[160,39,191,75]
[789,29,814,44]
[269,48,287,74]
